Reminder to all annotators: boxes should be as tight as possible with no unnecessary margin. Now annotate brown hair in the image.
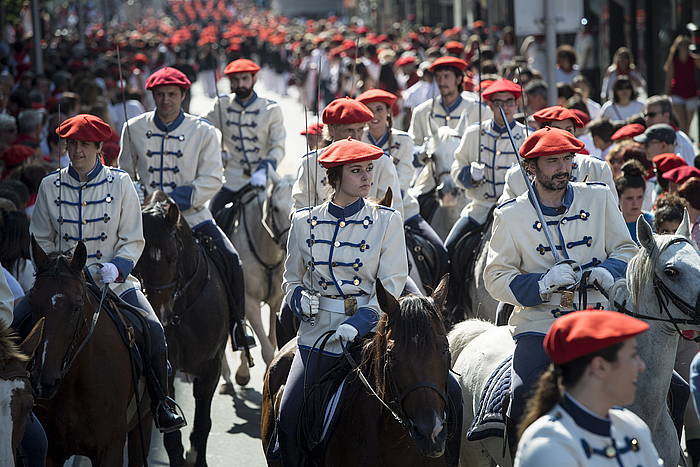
[326,165,343,191]
[615,159,647,195]
[678,177,700,210]
[518,342,623,440]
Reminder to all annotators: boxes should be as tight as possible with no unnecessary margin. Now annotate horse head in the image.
[136,191,188,324]
[262,172,294,248]
[29,237,88,399]
[427,126,461,204]
[622,212,700,325]
[369,275,450,458]
[0,318,43,465]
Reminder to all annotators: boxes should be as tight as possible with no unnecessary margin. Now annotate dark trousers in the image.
[17,413,47,467]
[210,186,244,218]
[278,348,462,467]
[405,214,449,289]
[444,216,481,253]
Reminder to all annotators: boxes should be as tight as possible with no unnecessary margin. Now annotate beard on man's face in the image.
[235,86,252,98]
[537,170,571,191]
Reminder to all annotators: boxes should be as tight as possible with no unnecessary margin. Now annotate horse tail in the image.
[447,319,494,366]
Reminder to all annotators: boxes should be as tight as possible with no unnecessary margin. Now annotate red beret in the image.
[533,106,584,128]
[661,165,700,185]
[224,58,261,76]
[519,127,586,159]
[482,78,522,101]
[300,122,324,136]
[145,67,191,90]
[428,56,468,72]
[444,41,465,52]
[544,310,649,365]
[133,53,148,63]
[322,97,374,125]
[611,123,646,141]
[318,137,384,168]
[652,153,687,175]
[1,145,34,166]
[570,109,590,126]
[395,55,417,67]
[356,89,398,108]
[55,114,113,142]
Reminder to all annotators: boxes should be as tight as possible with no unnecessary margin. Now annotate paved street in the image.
[69,77,309,467]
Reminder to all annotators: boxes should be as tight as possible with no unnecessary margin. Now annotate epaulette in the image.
[198,116,214,126]
[295,206,313,213]
[301,150,318,159]
[376,205,395,212]
[107,167,127,174]
[585,182,607,187]
[496,198,516,209]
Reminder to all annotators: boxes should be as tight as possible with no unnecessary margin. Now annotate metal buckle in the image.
[559,291,574,309]
[344,297,357,316]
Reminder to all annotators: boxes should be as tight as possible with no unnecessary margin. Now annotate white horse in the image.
[449,214,700,467]
[223,172,294,387]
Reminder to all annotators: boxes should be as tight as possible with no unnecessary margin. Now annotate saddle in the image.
[447,207,495,323]
[85,283,150,378]
[213,184,257,235]
[405,223,448,292]
[466,354,512,442]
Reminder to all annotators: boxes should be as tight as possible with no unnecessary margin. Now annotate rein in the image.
[600,237,700,342]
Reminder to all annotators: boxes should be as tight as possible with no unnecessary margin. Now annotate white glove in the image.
[470,162,485,182]
[332,323,359,346]
[250,168,267,187]
[538,262,578,298]
[300,289,319,320]
[98,263,119,284]
[132,181,145,205]
[588,267,615,292]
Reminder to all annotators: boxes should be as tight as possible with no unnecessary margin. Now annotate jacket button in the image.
[353,279,360,285]
[82,219,88,225]
[339,221,346,227]
[561,218,567,224]
[82,201,87,206]
[334,241,340,247]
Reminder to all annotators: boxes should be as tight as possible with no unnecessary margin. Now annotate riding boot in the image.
[669,370,690,441]
[10,296,33,338]
[687,438,700,467]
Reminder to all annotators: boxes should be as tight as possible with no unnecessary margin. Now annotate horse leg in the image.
[163,373,186,466]
[186,357,221,467]
[219,350,235,395]
[236,351,250,386]
[245,292,275,365]
[92,441,125,467]
[266,293,282,354]
[127,415,153,467]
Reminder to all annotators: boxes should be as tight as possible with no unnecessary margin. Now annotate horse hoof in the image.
[219,382,235,395]
[235,372,251,387]
[185,448,201,466]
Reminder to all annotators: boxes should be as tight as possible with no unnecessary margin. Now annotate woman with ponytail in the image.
[615,159,653,243]
[515,310,661,466]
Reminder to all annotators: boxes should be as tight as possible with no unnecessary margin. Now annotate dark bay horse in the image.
[136,192,231,467]
[262,276,453,466]
[0,317,43,466]
[29,239,150,466]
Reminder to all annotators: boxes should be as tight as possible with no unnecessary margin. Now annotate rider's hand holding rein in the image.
[332,323,359,346]
[538,262,578,299]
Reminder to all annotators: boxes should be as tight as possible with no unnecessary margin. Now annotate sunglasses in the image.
[644,112,659,118]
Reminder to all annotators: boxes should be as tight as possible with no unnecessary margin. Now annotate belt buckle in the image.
[344,297,357,316]
[559,291,574,309]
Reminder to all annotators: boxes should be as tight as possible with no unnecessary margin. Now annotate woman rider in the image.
[515,310,662,466]
[14,114,185,432]
[357,88,448,293]
[277,137,462,466]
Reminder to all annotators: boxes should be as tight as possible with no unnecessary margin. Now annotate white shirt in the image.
[600,100,645,122]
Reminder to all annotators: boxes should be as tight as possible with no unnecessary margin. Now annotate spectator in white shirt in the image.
[554,45,580,85]
[644,95,696,165]
[600,77,645,122]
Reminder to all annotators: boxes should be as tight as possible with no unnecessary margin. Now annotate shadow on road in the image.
[226,386,262,438]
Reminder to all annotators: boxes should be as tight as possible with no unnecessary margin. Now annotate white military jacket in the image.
[292,148,404,217]
[499,153,618,205]
[118,111,223,227]
[362,128,420,220]
[203,91,285,192]
[484,182,638,336]
[283,198,408,355]
[31,162,144,296]
[516,394,662,467]
[452,119,528,224]
[409,94,492,196]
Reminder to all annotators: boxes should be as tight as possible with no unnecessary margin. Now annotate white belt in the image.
[318,295,371,314]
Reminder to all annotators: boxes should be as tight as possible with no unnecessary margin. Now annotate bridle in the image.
[32,268,108,385]
[602,237,700,342]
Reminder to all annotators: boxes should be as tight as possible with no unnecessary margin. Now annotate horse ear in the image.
[675,209,692,239]
[378,187,392,207]
[71,241,87,272]
[430,274,449,313]
[19,317,45,365]
[636,214,655,253]
[376,279,400,316]
[30,235,49,269]
[167,202,181,226]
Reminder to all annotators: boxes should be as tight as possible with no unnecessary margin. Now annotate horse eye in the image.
[664,267,678,278]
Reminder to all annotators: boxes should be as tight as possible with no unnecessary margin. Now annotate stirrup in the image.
[154,396,187,434]
[232,322,257,350]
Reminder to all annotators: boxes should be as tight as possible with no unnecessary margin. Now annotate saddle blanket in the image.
[466,354,512,441]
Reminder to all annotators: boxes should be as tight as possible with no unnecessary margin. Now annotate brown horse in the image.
[261,276,453,466]
[136,192,231,467]
[0,317,43,466]
[29,239,151,467]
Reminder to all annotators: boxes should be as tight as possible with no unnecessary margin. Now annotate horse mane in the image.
[626,234,682,306]
[142,191,173,217]
[363,294,445,399]
[0,321,28,366]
